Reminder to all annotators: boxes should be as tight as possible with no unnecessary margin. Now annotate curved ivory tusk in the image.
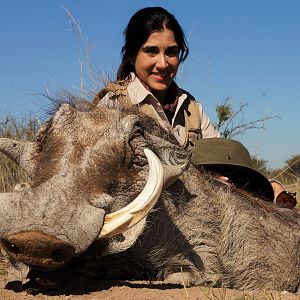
[99,148,164,238]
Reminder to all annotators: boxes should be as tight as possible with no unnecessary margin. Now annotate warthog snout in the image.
[1,230,75,269]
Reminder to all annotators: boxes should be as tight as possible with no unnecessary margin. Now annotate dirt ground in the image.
[1,258,300,300]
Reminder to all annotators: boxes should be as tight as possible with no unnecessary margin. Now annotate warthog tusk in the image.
[99,148,163,238]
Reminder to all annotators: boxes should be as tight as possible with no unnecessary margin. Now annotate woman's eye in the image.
[141,45,179,57]
[166,47,179,57]
[142,46,159,55]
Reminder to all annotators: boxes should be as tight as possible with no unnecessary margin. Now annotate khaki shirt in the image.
[100,73,220,149]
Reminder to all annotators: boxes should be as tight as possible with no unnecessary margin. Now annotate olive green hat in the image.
[191,138,274,201]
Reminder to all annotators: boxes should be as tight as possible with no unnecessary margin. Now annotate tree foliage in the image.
[251,156,269,176]
[214,97,278,138]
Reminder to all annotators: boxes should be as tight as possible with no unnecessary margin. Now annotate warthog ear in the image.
[0,138,38,177]
[120,114,142,134]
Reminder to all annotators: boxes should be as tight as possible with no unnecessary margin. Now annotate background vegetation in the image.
[215,99,300,195]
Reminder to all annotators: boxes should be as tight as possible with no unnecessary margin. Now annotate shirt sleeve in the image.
[197,102,220,139]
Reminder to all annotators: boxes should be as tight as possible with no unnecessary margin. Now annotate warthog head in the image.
[0,98,189,269]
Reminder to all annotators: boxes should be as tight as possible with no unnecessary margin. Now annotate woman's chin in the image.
[149,81,170,93]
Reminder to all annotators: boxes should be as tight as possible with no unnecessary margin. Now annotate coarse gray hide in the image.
[0,98,300,292]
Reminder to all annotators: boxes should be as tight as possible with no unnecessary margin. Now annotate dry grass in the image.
[196,285,296,300]
[269,156,300,189]
[285,179,300,194]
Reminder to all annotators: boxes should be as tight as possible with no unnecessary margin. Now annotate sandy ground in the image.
[1,257,300,300]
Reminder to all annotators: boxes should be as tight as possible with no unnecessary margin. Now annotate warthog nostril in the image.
[51,249,69,263]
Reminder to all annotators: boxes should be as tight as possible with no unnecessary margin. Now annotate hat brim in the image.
[200,163,274,201]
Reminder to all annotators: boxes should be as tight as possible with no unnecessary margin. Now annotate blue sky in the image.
[0,0,299,169]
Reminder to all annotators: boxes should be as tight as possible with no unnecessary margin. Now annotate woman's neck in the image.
[135,75,168,103]
[151,90,167,103]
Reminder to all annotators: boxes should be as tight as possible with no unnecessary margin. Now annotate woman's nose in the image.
[156,53,168,68]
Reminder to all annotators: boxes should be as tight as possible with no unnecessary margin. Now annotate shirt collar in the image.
[127,73,152,105]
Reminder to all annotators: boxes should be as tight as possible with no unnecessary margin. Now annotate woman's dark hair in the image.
[117,7,189,81]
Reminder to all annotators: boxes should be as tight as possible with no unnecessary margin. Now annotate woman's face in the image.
[134,28,179,102]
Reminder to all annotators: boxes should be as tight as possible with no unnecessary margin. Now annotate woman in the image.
[94,6,295,207]
[95,6,219,150]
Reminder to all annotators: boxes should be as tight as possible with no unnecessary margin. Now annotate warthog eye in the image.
[2,240,21,255]
[129,130,148,166]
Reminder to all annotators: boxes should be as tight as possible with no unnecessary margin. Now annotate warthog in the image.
[0,96,300,292]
